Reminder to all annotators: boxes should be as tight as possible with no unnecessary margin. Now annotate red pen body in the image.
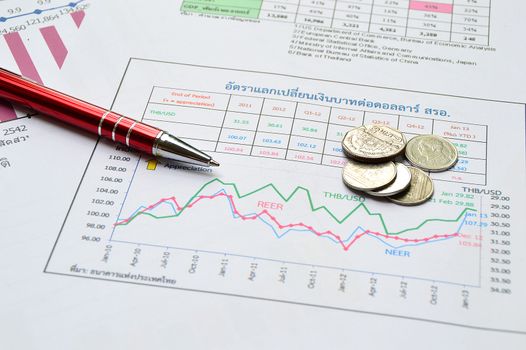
[0,68,160,154]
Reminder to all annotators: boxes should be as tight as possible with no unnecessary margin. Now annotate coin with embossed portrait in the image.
[388,166,434,206]
[405,135,458,172]
[342,159,397,191]
[342,125,406,162]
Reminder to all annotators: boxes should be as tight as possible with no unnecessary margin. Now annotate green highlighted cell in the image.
[181,0,263,19]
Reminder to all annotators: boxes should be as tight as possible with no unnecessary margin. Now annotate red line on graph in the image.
[115,193,459,251]
[40,25,68,68]
[3,32,43,84]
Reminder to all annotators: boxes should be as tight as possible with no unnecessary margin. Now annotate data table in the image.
[144,86,487,185]
[181,0,491,45]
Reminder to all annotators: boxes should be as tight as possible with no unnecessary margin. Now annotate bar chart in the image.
[0,0,89,123]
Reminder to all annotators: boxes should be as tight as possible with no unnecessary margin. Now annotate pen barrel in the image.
[97,111,161,154]
[0,69,161,154]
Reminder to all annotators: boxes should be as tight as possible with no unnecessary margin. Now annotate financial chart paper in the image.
[45,59,526,334]
[182,0,492,45]
[2,0,526,347]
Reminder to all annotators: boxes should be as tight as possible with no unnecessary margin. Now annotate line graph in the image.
[106,160,482,287]
[0,0,85,22]
[114,179,471,251]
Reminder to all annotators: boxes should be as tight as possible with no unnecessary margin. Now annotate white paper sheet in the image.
[1,1,525,348]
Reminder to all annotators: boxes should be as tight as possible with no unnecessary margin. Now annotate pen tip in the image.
[209,159,220,167]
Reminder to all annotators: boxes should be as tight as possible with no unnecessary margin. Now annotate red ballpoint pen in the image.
[0,68,220,167]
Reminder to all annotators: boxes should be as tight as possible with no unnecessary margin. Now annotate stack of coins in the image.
[341,125,458,206]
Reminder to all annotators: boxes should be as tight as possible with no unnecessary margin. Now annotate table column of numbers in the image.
[259,0,299,22]
[369,0,410,37]
[451,0,490,45]
[406,0,454,41]
[286,102,330,164]
[216,95,264,156]
[332,0,373,32]
[252,98,295,159]
[296,0,337,27]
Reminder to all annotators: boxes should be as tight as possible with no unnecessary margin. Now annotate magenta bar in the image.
[70,10,86,28]
[3,32,43,84]
[0,99,17,122]
[409,1,453,14]
[40,25,68,68]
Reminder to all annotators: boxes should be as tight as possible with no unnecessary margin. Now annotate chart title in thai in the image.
[225,82,450,118]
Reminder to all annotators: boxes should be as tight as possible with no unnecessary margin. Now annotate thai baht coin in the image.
[342,125,406,163]
[342,159,397,191]
[405,135,458,172]
[367,163,412,197]
[388,166,434,206]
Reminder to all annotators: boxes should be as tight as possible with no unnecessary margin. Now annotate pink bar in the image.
[0,99,17,122]
[40,25,68,68]
[70,10,85,28]
[409,1,453,14]
[3,32,43,84]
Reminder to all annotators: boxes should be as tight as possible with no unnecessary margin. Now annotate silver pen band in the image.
[125,121,137,147]
[98,111,111,136]
[111,116,124,142]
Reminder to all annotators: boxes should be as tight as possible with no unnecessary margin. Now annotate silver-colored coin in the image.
[405,135,458,172]
[342,125,406,162]
[388,166,434,206]
[342,160,397,191]
[366,163,412,197]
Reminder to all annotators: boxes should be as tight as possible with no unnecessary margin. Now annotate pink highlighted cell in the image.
[409,1,453,14]
[3,32,43,84]
[40,26,68,68]
[0,99,17,122]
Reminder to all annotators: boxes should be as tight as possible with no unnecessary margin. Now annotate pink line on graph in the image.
[409,1,453,14]
[3,32,43,84]
[70,10,85,28]
[0,99,17,122]
[40,26,68,68]
[114,193,460,252]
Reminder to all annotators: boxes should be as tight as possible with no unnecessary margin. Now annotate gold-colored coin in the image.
[388,166,434,206]
[405,135,458,172]
[342,125,406,162]
[342,159,397,191]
